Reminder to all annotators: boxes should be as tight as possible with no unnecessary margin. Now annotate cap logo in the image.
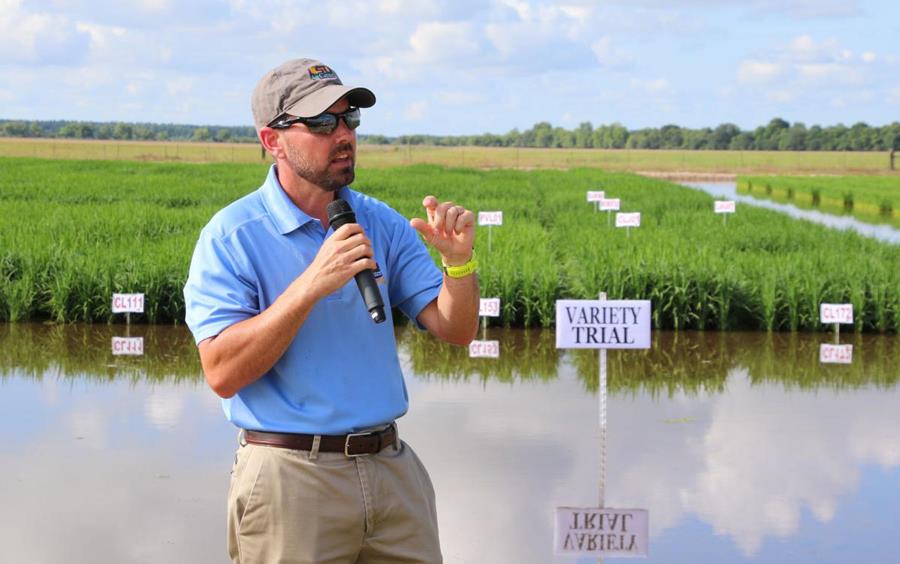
[308,65,337,81]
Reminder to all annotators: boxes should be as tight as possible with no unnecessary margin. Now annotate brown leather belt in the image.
[243,424,397,457]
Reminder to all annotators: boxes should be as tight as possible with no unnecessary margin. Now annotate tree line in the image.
[2,117,898,151]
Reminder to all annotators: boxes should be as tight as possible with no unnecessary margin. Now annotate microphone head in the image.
[326,198,356,230]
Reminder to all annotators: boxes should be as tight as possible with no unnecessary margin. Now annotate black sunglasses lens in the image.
[343,109,361,130]
[305,114,338,134]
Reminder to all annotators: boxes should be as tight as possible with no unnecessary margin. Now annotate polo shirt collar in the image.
[260,165,355,235]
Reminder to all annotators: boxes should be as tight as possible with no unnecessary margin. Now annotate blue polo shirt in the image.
[183,166,442,434]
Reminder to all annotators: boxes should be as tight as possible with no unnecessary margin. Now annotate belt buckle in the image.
[344,431,373,458]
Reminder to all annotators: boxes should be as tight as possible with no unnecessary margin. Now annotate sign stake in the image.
[598,292,608,511]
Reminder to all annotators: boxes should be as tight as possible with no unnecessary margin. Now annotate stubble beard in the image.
[284,141,355,192]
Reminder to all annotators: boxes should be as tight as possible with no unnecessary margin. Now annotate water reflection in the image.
[682,182,900,244]
[1,324,899,563]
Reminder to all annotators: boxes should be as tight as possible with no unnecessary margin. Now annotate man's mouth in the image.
[331,150,354,166]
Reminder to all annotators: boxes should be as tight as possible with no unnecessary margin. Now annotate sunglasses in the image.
[270,107,361,134]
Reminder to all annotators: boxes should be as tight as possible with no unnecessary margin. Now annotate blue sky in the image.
[2,0,899,136]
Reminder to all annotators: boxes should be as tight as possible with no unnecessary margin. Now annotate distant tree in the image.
[883,123,900,150]
[729,132,755,150]
[59,122,94,138]
[659,124,683,149]
[574,122,593,148]
[552,127,575,148]
[712,123,740,150]
[778,122,807,151]
[1,121,28,137]
[531,122,554,148]
[215,128,232,142]
[192,127,211,142]
[113,122,134,140]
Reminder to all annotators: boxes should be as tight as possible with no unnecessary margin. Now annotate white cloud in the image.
[797,63,861,84]
[409,21,480,63]
[737,60,783,84]
[630,77,672,94]
[767,90,794,103]
[862,51,877,63]
[435,90,484,105]
[0,0,90,65]
[405,100,427,121]
[591,36,633,68]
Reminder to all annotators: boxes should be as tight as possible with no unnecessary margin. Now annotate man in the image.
[183,58,479,563]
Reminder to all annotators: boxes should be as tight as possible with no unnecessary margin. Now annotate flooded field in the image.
[2,323,899,563]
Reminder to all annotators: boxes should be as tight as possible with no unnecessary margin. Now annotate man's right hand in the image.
[300,223,376,301]
[198,223,376,398]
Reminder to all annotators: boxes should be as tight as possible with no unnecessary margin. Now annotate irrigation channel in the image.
[682,181,900,244]
[2,323,899,563]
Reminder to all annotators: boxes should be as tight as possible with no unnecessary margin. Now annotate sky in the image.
[1,0,899,136]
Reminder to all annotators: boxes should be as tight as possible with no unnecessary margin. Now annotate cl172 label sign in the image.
[820,303,853,325]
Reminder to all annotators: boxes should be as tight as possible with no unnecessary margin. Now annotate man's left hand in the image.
[410,196,475,266]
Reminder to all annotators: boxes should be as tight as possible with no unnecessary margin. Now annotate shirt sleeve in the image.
[386,214,442,327]
[183,228,260,344]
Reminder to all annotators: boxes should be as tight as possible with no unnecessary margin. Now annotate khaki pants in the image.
[227,435,442,564]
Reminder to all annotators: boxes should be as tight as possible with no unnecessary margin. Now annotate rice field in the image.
[1,137,896,175]
[1,156,899,332]
[738,175,900,228]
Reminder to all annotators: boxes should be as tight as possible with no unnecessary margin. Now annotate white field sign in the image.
[112,293,145,314]
[820,344,853,364]
[714,200,736,214]
[615,212,641,228]
[556,300,651,349]
[555,507,648,557]
[820,303,853,325]
[587,190,605,202]
[600,198,620,211]
[479,298,501,317]
[478,211,503,226]
[469,340,500,358]
[112,337,144,356]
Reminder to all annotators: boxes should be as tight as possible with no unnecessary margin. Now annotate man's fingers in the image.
[422,195,438,223]
[410,218,435,243]
[331,223,364,239]
[455,209,474,232]
[444,205,461,236]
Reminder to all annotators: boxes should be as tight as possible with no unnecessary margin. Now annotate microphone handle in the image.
[354,267,386,324]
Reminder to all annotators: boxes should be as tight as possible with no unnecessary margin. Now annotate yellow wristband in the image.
[442,250,478,278]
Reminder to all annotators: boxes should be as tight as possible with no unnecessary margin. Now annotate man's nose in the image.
[333,117,355,143]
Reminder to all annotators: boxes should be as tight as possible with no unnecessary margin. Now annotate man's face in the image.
[279,97,356,192]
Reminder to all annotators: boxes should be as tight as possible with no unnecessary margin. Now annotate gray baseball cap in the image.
[251,58,376,131]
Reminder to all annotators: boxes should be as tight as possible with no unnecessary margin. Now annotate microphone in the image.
[326,198,386,324]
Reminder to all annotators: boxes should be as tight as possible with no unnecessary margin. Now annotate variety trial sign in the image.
[555,507,648,557]
[556,300,651,349]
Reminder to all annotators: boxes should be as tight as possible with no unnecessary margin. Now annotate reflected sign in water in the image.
[1,323,899,563]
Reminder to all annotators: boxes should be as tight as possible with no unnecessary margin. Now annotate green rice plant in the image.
[2,157,899,332]
[740,175,900,228]
[843,192,854,211]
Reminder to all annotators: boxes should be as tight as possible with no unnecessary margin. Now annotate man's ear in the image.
[258,127,282,159]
